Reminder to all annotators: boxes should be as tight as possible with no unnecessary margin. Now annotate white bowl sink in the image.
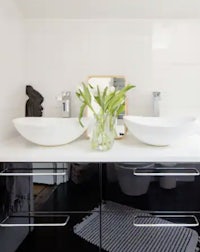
[13,117,91,146]
[123,115,197,146]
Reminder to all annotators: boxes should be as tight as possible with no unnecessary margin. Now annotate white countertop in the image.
[1,133,200,162]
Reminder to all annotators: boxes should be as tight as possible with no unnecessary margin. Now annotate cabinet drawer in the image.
[100,202,200,252]
[103,162,200,211]
[0,162,101,212]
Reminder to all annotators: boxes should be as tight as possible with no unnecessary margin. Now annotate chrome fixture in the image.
[57,91,71,117]
[152,91,161,117]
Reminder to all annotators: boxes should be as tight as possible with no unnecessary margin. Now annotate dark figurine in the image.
[25,85,44,117]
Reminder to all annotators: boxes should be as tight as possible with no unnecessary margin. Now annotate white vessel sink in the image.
[13,117,91,146]
[123,115,197,146]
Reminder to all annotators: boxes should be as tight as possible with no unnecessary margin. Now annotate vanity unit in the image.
[1,134,200,252]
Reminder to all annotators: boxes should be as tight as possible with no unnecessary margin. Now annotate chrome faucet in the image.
[152,91,161,117]
[57,91,71,118]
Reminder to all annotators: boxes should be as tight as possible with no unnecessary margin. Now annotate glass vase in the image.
[91,113,116,151]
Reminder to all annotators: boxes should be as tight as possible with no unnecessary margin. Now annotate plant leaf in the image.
[78,103,86,127]
[76,82,135,127]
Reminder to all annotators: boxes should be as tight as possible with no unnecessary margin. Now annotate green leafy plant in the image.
[76,82,135,127]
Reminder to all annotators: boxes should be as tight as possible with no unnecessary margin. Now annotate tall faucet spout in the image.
[153,91,161,117]
[57,91,71,117]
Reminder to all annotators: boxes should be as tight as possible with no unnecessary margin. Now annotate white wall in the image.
[0,0,25,141]
[0,11,199,140]
[24,19,200,118]
[152,20,200,116]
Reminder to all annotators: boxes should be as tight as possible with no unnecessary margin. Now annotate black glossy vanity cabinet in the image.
[1,162,200,252]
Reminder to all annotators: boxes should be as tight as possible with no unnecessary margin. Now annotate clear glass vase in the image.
[91,113,116,151]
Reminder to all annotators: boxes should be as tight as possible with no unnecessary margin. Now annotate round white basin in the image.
[123,115,197,146]
[13,117,91,146]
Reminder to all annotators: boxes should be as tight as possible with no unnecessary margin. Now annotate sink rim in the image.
[123,115,198,146]
[123,115,197,129]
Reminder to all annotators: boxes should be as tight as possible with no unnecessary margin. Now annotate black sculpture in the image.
[25,85,44,117]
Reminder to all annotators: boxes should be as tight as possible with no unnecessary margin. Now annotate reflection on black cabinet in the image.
[103,162,200,211]
[40,163,100,212]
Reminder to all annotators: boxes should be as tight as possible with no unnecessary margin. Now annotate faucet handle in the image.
[153,91,161,99]
[56,91,71,118]
[61,91,71,100]
[153,91,161,117]
[56,91,71,101]
[56,95,62,101]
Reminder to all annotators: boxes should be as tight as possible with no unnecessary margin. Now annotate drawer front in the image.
[0,162,101,212]
[103,162,200,211]
[100,207,200,252]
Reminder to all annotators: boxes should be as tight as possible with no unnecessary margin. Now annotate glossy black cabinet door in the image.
[102,162,200,251]
[0,162,101,252]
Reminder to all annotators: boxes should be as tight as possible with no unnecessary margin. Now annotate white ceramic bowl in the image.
[123,115,197,146]
[13,117,91,146]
